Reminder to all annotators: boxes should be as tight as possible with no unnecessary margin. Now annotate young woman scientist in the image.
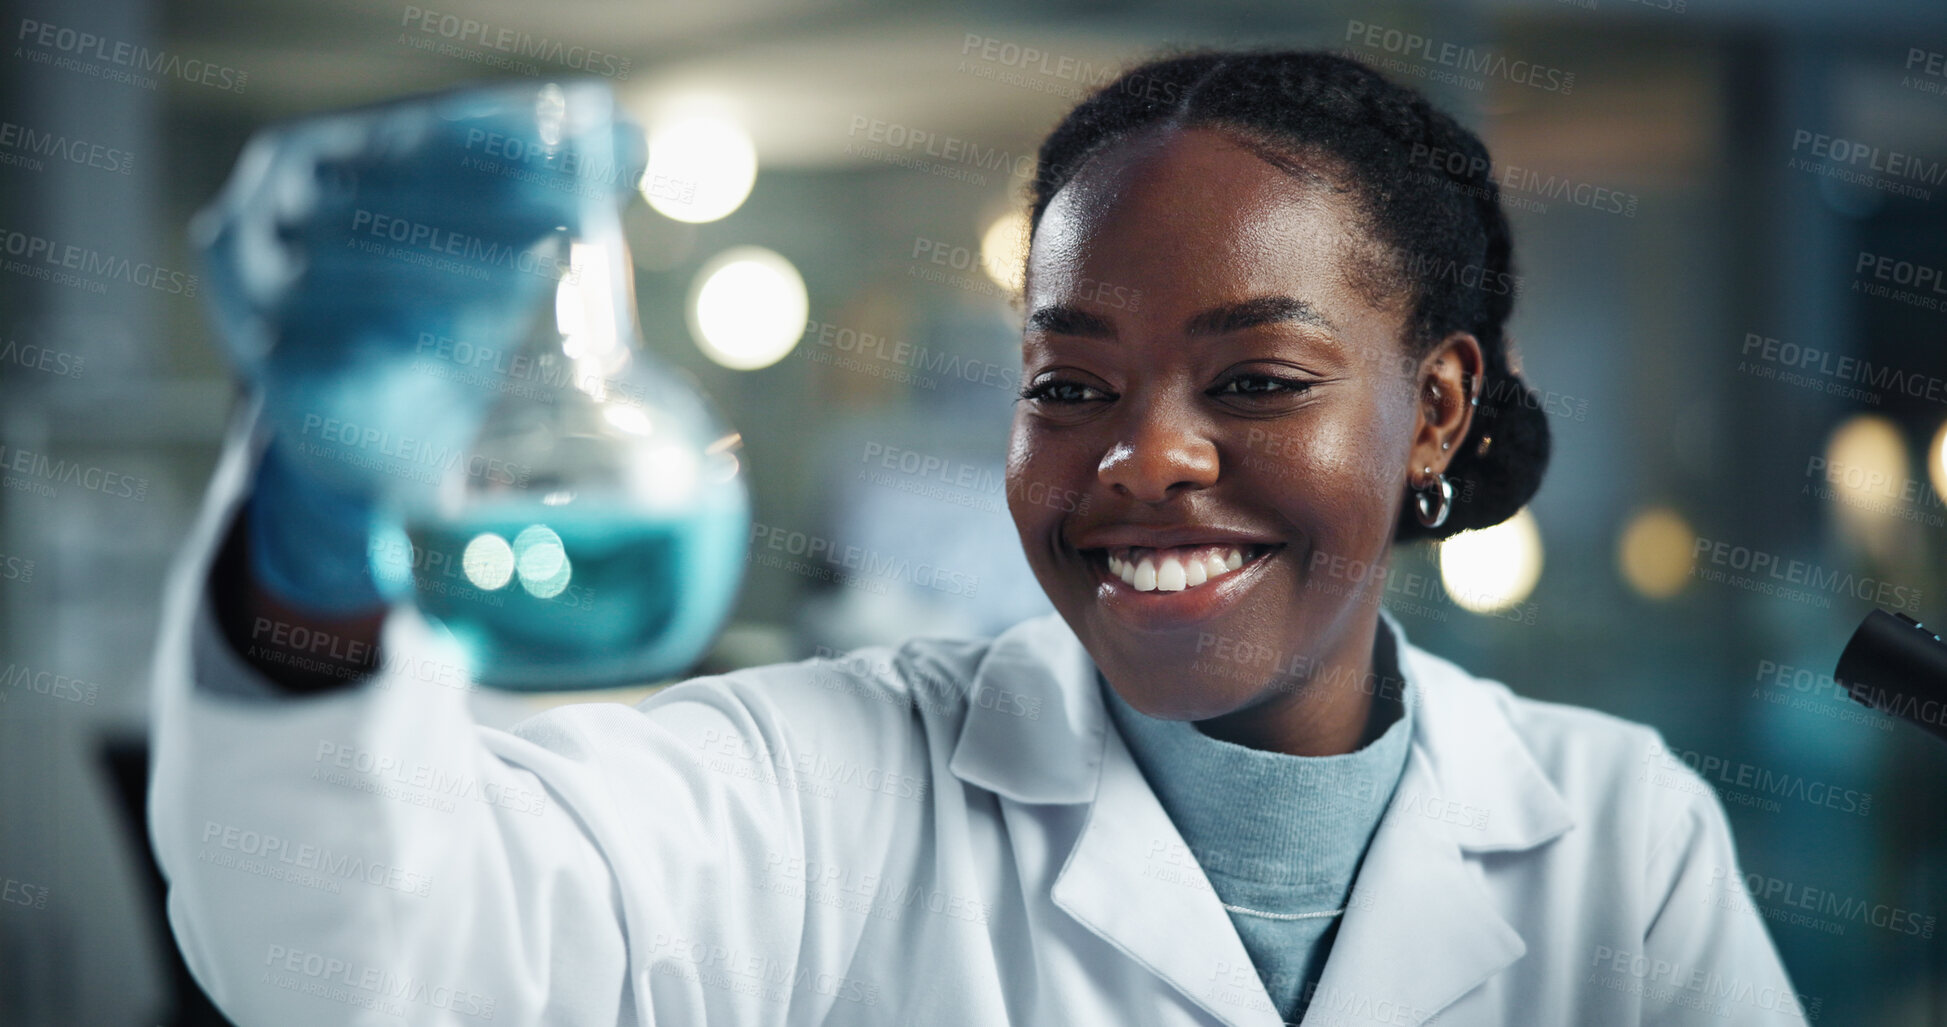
[150,51,1806,1026]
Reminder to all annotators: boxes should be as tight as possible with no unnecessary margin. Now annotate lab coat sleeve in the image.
[146,410,810,1027]
[1633,742,1813,1026]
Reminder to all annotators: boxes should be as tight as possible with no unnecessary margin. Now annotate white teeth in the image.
[1183,559,1207,587]
[1105,544,1261,592]
[1156,555,1187,591]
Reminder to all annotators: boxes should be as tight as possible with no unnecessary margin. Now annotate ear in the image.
[1409,331,1484,489]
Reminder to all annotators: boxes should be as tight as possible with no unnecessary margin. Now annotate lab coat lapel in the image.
[1300,613,1576,1026]
[1051,723,1287,1027]
[1298,751,1527,1026]
[950,614,1283,1026]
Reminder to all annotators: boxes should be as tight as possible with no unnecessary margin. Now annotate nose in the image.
[1097,403,1220,503]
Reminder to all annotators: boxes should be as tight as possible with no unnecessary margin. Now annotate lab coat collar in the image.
[946,611,1105,805]
[947,607,1576,1026]
[948,608,1575,848]
[1384,606,1577,854]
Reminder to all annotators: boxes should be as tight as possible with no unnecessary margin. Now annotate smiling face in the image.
[1006,125,1477,753]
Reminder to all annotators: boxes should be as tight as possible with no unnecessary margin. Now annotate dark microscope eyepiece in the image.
[1836,610,1947,743]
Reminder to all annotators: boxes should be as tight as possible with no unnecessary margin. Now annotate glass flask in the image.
[195,76,750,691]
[368,90,749,692]
[374,225,751,691]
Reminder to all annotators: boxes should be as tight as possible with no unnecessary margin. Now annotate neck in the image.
[1192,611,1389,757]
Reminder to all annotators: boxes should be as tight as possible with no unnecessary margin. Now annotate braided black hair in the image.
[1026,49,1550,542]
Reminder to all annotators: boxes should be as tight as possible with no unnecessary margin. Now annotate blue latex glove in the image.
[246,442,387,613]
[194,81,647,614]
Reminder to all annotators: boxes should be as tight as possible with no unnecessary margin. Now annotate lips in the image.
[1067,522,1286,627]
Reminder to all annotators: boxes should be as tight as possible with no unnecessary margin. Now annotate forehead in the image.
[1028,125,1372,304]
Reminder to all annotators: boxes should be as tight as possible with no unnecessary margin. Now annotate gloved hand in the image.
[195,81,648,615]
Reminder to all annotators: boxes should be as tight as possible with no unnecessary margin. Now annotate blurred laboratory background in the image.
[3,0,1946,1022]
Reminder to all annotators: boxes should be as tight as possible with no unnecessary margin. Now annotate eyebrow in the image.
[1185,296,1338,336]
[1023,304,1116,337]
[1023,295,1339,340]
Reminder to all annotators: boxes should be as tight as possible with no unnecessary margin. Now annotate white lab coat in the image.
[149,412,1807,1027]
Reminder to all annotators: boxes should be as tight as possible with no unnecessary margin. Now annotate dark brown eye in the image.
[1019,379,1112,404]
[1214,374,1310,397]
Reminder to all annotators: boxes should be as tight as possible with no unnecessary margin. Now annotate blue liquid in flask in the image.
[400,496,747,691]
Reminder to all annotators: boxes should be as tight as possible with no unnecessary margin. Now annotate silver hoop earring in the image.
[1414,466,1453,529]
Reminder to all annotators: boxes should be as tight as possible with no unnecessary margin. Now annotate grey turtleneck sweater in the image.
[1097,620,1416,1026]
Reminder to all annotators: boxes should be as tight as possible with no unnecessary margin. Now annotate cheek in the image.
[1252,404,1405,535]
[1004,415,1039,499]
[1005,416,1055,538]
[1329,417,1405,501]
[1006,412,1096,491]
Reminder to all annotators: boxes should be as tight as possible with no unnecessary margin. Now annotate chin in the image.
[1095,651,1267,723]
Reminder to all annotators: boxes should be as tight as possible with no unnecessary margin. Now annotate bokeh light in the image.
[1438,508,1544,614]
[688,246,809,370]
[513,524,572,599]
[461,532,515,591]
[1822,414,1909,561]
[980,208,1029,292]
[1617,505,1696,599]
[1929,418,1947,509]
[642,115,757,224]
